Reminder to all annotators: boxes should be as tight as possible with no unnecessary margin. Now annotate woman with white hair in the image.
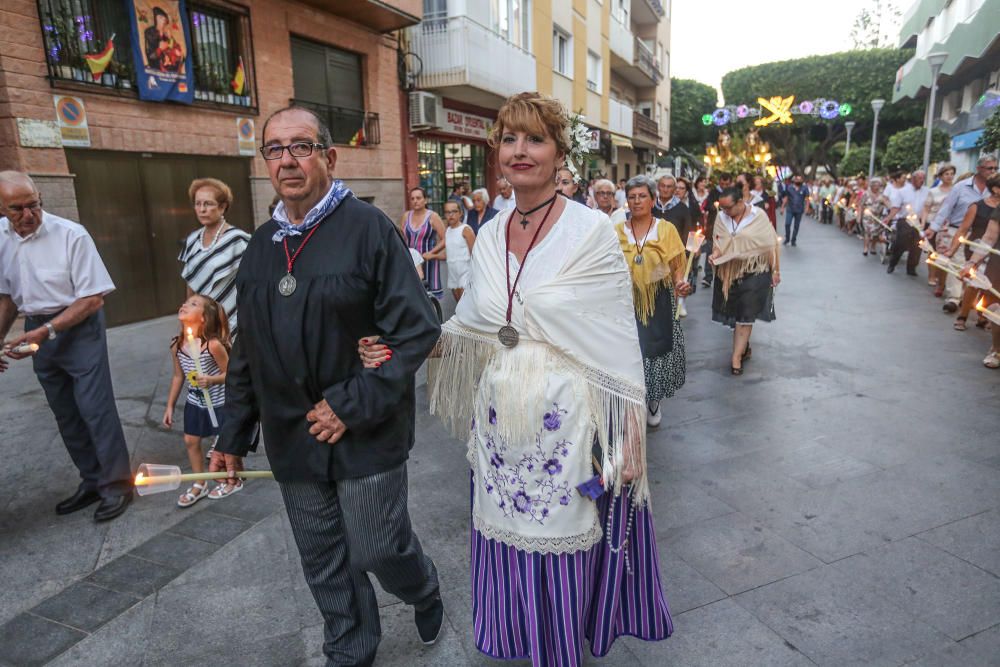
[466,186,498,234]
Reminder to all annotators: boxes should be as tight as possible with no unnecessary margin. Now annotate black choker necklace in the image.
[515,195,558,229]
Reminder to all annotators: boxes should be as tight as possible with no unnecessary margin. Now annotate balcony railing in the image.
[609,98,634,137]
[633,111,659,141]
[291,100,381,146]
[635,38,662,84]
[407,15,536,101]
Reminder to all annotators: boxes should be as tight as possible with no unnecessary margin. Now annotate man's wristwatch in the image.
[44,322,57,340]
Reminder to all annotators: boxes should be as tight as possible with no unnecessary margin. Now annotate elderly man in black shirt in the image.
[211,106,442,665]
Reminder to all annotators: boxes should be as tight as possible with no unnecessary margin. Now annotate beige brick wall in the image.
[31,174,79,221]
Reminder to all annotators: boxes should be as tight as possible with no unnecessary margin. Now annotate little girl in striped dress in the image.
[162,295,240,507]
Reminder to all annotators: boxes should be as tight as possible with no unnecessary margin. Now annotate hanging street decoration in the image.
[701,95,853,128]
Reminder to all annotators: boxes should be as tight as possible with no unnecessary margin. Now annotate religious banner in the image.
[127,0,195,104]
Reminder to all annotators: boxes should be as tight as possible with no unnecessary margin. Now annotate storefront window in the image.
[418,140,485,213]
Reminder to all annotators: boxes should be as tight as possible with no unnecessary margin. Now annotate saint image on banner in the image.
[128,0,195,104]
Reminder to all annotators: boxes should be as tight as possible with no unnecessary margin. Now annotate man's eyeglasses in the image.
[981,165,998,172]
[260,142,326,160]
[5,201,41,216]
[595,191,615,196]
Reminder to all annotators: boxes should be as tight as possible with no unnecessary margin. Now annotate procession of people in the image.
[6,85,999,667]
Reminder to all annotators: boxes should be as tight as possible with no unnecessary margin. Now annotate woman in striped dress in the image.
[179,178,251,332]
[362,93,672,666]
[400,187,446,299]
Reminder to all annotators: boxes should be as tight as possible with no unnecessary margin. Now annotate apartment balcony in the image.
[632,110,660,147]
[609,98,634,138]
[609,12,634,65]
[301,0,421,32]
[615,37,662,87]
[407,15,536,109]
[631,0,665,25]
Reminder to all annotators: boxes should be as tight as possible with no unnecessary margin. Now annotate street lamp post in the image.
[922,52,948,174]
[869,98,885,179]
[844,121,856,156]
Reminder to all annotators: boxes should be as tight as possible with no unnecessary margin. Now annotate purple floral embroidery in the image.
[477,401,576,526]
[543,404,566,431]
[470,417,476,432]
[513,491,531,513]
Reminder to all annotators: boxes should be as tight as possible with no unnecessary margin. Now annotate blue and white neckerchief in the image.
[660,195,680,210]
[270,179,353,243]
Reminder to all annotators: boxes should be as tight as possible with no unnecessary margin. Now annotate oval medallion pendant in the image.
[497,325,519,348]
[278,273,297,297]
[634,254,644,265]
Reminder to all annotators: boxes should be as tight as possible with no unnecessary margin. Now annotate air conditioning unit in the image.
[409,91,443,130]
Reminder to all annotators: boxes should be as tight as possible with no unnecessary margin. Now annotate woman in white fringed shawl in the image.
[360,92,672,666]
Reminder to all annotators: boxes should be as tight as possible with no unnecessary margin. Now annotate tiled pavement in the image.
[1,216,998,666]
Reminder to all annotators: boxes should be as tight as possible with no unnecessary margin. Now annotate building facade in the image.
[402,0,671,209]
[894,0,1000,172]
[0,0,420,325]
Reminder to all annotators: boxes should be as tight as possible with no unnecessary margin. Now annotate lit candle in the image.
[926,257,962,278]
[974,297,1000,326]
[7,342,39,355]
[134,463,272,496]
[676,229,705,320]
[958,236,1000,257]
[965,266,1000,299]
[186,327,219,428]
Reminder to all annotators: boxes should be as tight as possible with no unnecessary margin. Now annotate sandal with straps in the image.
[208,478,243,500]
[177,481,210,508]
[953,318,967,331]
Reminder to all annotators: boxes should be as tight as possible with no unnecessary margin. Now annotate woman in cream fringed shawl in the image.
[709,186,782,375]
[361,93,672,666]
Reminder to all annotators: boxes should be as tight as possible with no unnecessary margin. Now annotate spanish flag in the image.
[231,57,246,95]
[349,126,365,146]
[84,36,115,81]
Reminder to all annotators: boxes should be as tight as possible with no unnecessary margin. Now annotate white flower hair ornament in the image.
[563,113,591,181]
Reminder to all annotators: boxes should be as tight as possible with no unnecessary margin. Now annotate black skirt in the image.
[712,270,776,328]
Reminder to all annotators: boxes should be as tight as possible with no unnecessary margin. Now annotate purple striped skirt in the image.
[471,481,673,666]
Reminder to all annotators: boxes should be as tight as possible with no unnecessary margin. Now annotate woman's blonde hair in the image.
[488,92,570,157]
[188,178,233,213]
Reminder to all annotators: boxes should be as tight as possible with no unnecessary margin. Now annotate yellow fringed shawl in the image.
[616,218,686,325]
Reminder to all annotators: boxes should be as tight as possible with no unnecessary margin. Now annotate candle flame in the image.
[186,327,193,337]
[969,267,977,277]
[959,236,967,243]
[134,471,147,486]
[976,297,986,312]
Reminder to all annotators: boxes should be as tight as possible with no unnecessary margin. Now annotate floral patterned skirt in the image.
[644,317,686,403]
[470,479,673,667]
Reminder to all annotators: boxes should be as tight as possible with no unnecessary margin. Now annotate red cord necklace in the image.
[277,225,322,296]
[498,197,558,347]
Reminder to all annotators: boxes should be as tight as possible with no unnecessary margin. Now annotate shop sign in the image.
[237,117,255,156]
[440,110,493,140]
[17,118,62,148]
[951,129,984,152]
[52,95,91,147]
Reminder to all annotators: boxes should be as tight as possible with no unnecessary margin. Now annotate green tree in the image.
[721,48,923,177]
[979,109,1000,152]
[850,0,902,50]
[839,143,879,177]
[882,126,950,172]
[669,78,718,153]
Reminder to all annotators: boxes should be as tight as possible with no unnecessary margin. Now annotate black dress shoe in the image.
[906,270,918,276]
[56,487,101,515]
[887,265,896,274]
[415,597,444,645]
[94,493,132,522]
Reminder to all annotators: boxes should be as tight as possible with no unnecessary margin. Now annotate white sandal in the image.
[177,481,210,508]
[208,479,243,499]
[983,350,1000,369]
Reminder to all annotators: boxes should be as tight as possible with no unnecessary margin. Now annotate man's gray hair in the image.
[657,174,676,186]
[471,187,490,203]
[978,154,998,167]
[0,171,38,205]
[593,178,615,192]
[625,175,656,199]
[261,106,334,146]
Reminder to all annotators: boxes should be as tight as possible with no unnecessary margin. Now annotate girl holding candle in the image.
[960,205,1000,368]
[163,295,238,506]
[616,175,691,427]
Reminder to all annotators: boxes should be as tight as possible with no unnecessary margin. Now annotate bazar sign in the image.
[441,110,493,139]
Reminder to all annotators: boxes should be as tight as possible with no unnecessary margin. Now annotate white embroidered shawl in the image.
[430,205,649,553]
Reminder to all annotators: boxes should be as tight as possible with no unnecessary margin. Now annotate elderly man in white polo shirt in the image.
[0,171,132,522]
